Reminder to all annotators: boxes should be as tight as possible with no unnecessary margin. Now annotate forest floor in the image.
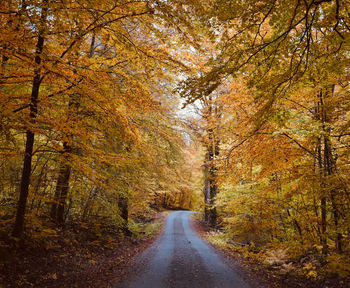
[2,212,349,288]
[191,217,350,288]
[0,212,168,288]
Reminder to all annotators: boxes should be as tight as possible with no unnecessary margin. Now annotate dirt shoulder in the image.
[191,217,350,288]
[0,212,168,288]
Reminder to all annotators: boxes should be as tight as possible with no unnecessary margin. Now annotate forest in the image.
[0,0,349,287]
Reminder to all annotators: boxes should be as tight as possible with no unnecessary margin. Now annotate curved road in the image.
[117,211,253,288]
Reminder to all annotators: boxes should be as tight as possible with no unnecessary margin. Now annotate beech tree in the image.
[179,0,350,275]
[0,0,204,236]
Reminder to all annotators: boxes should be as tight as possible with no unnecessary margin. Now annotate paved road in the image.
[117,211,252,288]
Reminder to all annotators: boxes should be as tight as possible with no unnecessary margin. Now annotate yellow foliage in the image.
[325,255,350,278]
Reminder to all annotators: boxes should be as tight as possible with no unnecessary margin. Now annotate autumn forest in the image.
[0,0,350,287]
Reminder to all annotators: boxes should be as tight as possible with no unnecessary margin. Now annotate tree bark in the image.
[314,91,328,255]
[204,151,210,223]
[118,195,131,235]
[207,98,220,227]
[318,87,342,253]
[56,159,71,225]
[50,142,71,225]
[317,135,328,255]
[12,4,47,236]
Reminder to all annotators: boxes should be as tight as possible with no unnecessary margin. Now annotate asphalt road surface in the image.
[117,211,252,288]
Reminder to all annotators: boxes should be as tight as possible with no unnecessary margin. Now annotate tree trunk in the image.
[208,170,217,227]
[319,87,342,253]
[56,149,71,225]
[323,118,342,252]
[12,7,46,236]
[118,195,131,236]
[203,95,220,227]
[207,132,219,227]
[317,135,328,255]
[50,166,64,220]
[204,152,210,222]
[50,142,71,225]
[315,92,328,255]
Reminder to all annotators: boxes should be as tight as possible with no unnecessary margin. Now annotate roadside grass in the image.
[129,219,163,239]
[193,216,350,288]
[130,210,170,239]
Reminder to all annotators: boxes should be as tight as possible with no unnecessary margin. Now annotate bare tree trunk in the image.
[315,92,328,255]
[207,133,219,227]
[163,192,167,207]
[319,87,342,253]
[204,152,210,222]
[50,166,64,219]
[56,155,71,225]
[50,142,71,225]
[203,95,220,227]
[118,195,131,235]
[208,168,217,227]
[12,3,47,236]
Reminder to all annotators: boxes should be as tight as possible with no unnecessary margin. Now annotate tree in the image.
[1,0,208,237]
[178,0,350,273]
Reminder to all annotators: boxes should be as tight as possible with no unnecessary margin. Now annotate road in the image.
[117,211,253,288]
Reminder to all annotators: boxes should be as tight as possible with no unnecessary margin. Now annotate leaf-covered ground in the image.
[0,213,166,288]
[191,218,350,288]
